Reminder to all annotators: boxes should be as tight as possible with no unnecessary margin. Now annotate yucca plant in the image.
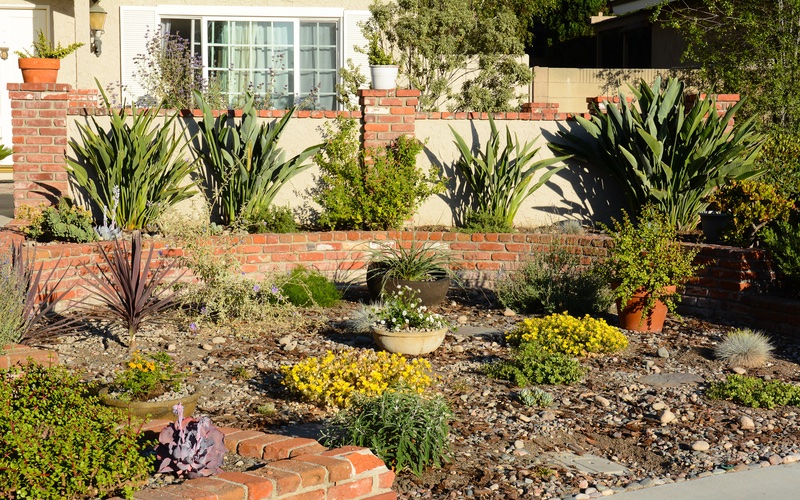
[450,116,566,230]
[66,81,198,230]
[550,77,765,231]
[193,92,320,225]
[82,231,184,352]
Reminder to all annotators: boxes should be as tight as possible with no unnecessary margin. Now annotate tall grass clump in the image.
[714,328,774,369]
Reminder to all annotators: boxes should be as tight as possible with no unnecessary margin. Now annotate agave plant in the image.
[550,77,765,232]
[81,231,184,352]
[193,91,320,225]
[155,402,226,478]
[450,116,567,230]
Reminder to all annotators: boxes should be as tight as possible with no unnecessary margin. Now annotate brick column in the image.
[359,89,419,150]
[9,83,71,211]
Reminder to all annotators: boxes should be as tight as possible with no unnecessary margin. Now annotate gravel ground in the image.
[45,287,800,499]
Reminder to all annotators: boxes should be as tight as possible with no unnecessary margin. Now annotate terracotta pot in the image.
[372,326,447,355]
[615,286,677,333]
[99,384,202,421]
[366,263,450,307]
[18,58,60,83]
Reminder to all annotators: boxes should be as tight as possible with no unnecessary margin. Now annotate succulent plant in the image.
[155,403,226,478]
[518,387,554,408]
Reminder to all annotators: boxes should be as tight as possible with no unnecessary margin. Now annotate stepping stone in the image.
[547,452,630,475]
[638,372,703,387]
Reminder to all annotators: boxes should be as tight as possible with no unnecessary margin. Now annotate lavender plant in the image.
[155,402,226,478]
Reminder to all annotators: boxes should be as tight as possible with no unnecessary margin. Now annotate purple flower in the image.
[189,322,198,332]
[253,284,261,293]
[200,307,207,315]
[271,284,280,294]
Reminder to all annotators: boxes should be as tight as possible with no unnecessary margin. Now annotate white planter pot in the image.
[370,65,399,90]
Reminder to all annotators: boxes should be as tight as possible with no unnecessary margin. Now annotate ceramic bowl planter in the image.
[616,286,677,333]
[366,263,450,307]
[99,384,203,421]
[371,326,448,355]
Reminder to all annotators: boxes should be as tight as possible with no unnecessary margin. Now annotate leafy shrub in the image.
[707,180,795,247]
[450,116,565,230]
[242,204,298,233]
[0,253,26,348]
[111,351,185,402]
[0,142,11,162]
[496,244,612,316]
[280,349,433,407]
[485,342,585,386]
[155,402,226,478]
[762,221,800,296]
[323,390,452,476]
[187,274,290,324]
[277,266,341,307]
[312,116,444,230]
[20,198,97,243]
[757,129,800,201]
[518,387,554,408]
[707,374,800,409]
[506,313,628,357]
[0,363,151,499]
[459,209,513,233]
[714,329,774,369]
[551,77,765,231]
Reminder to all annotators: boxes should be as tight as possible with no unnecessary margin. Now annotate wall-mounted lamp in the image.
[89,0,107,56]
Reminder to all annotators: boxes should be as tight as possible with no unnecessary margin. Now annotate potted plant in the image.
[358,15,398,89]
[600,206,701,332]
[15,30,84,83]
[99,351,202,420]
[366,240,452,306]
[368,286,450,355]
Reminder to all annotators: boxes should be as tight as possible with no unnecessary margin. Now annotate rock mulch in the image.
[45,287,800,499]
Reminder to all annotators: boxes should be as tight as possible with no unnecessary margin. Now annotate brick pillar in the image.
[9,83,72,212]
[359,89,420,150]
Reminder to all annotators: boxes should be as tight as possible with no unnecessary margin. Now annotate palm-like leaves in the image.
[194,92,320,225]
[450,116,566,228]
[550,77,765,231]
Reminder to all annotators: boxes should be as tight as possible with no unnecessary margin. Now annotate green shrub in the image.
[0,255,26,347]
[242,204,298,233]
[278,266,341,307]
[714,328,774,369]
[0,363,151,499]
[313,116,444,230]
[707,180,795,247]
[485,342,585,386]
[322,390,452,476]
[458,209,513,233]
[762,221,800,296]
[757,129,800,201]
[707,374,800,409]
[186,273,291,324]
[506,312,628,356]
[21,198,97,243]
[496,244,612,316]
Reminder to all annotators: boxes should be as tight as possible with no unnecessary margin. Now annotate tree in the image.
[654,0,800,132]
[536,0,609,47]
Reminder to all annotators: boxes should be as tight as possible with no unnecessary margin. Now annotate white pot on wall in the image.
[370,65,398,90]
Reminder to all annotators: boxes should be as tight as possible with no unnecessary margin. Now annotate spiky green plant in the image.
[550,77,765,231]
[450,116,566,230]
[714,328,774,369]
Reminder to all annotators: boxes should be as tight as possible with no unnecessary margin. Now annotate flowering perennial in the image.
[506,312,628,357]
[280,349,433,407]
[375,286,448,332]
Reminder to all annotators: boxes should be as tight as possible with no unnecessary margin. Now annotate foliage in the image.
[134,29,223,109]
[0,142,12,162]
[22,198,97,243]
[322,390,452,476]
[496,243,612,316]
[451,116,566,229]
[66,83,198,230]
[186,273,290,325]
[506,312,628,356]
[82,231,184,351]
[600,206,701,317]
[111,351,185,402]
[485,341,585,386]
[194,93,319,226]
[14,30,83,59]
[374,285,448,331]
[369,240,451,281]
[155,402,226,478]
[94,185,123,241]
[453,55,533,113]
[241,204,298,234]
[0,253,25,348]
[706,181,794,247]
[654,0,800,132]
[707,374,800,409]
[714,329,774,369]
[280,349,433,408]
[535,0,609,46]
[364,0,539,111]
[336,59,369,111]
[550,77,765,232]
[459,209,514,233]
[518,387,554,408]
[312,116,443,230]
[0,363,151,499]
[757,130,800,201]
[358,13,396,65]
[277,266,341,307]
[762,221,800,296]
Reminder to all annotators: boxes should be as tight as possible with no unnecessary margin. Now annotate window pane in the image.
[209,47,228,68]
[253,22,269,45]
[318,48,336,69]
[300,23,315,45]
[209,21,228,44]
[273,22,293,45]
[318,71,336,90]
[232,21,250,45]
[317,95,336,110]
[319,23,336,45]
[300,47,315,68]
[300,70,315,93]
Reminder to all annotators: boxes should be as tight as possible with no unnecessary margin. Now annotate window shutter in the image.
[119,7,158,103]
[342,10,371,91]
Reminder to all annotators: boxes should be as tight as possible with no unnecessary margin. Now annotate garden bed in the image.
[44,286,800,499]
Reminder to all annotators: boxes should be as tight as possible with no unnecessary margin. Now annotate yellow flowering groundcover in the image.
[280,349,433,407]
[506,312,628,356]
